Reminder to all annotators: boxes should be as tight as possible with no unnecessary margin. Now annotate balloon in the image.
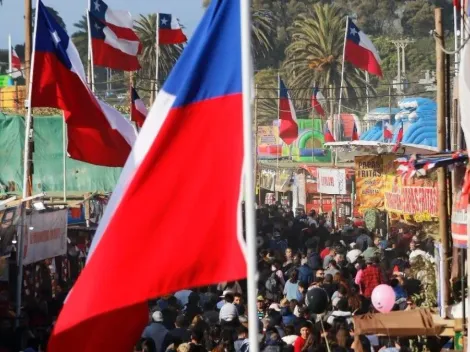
[371,284,396,313]
[305,287,329,314]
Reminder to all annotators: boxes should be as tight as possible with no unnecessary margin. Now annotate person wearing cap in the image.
[142,310,172,352]
[219,292,239,323]
[257,295,266,320]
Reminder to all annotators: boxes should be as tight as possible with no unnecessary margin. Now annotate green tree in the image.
[283,3,369,110]
[254,68,281,124]
[401,0,435,37]
[71,15,88,65]
[134,14,183,85]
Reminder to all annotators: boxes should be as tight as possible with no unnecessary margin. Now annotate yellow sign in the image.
[355,155,388,214]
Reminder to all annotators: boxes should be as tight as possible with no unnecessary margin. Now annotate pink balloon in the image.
[371,284,396,313]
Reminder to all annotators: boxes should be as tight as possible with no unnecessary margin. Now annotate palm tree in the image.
[134,13,183,86]
[283,4,369,110]
[71,15,88,65]
[254,68,280,125]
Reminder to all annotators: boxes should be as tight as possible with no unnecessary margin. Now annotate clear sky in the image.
[0,0,205,48]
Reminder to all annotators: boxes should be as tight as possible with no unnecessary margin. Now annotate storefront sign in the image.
[257,126,278,145]
[317,168,347,195]
[452,191,467,248]
[355,156,387,213]
[20,209,68,265]
[260,169,275,191]
[385,185,438,216]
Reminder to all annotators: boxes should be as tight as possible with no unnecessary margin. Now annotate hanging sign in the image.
[317,168,347,195]
[355,155,386,213]
[20,209,68,265]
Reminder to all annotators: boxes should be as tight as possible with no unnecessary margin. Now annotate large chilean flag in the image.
[89,0,142,71]
[278,78,298,145]
[31,1,137,167]
[48,0,247,351]
[344,18,382,77]
[159,13,187,45]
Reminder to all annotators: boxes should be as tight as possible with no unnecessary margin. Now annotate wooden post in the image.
[24,0,32,98]
[435,7,449,317]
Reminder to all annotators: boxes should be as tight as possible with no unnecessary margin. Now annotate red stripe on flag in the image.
[279,97,298,145]
[344,40,382,77]
[105,22,141,42]
[92,38,141,71]
[159,28,187,44]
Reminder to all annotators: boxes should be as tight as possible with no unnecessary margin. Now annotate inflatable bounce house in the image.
[360,97,437,148]
[257,118,331,162]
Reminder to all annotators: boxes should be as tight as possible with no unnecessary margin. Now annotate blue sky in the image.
[0,0,205,48]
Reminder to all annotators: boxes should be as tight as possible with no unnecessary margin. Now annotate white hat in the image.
[269,303,281,312]
[220,290,233,298]
[152,311,163,322]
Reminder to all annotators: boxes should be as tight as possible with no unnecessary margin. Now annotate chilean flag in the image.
[89,0,142,71]
[344,18,382,77]
[159,13,187,45]
[392,122,404,152]
[311,87,325,116]
[47,1,246,351]
[324,124,335,142]
[131,87,148,128]
[31,1,137,167]
[10,46,22,78]
[278,78,298,145]
[352,123,359,141]
[384,122,393,140]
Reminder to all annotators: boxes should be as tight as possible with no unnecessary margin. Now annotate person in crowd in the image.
[217,281,243,295]
[189,329,206,352]
[219,292,238,323]
[169,315,191,345]
[293,322,312,352]
[325,260,340,277]
[284,271,300,301]
[362,237,381,263]
[320,241,332,260]
[142,311,172,352]
[356,229,373,252]
[323,247,337,269]
[234,325,249,352]
[326,298,353,327]
[322,274,338,298]
[257,295,266,320]
[359,258,383,299]
[135,338,157,352]
[184,292,203,322]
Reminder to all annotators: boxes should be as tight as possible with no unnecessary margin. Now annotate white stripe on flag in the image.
[105,8,133,29]
[358,31,381,64]
[135,99,148,116]
[171,16,182,30]
[103,26,140,56]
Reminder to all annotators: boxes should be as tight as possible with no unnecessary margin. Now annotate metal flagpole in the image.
[337,16,349,141]
[240,0,258,350]
[454,1,459,75]
[276,73,280,200]
[86,5,95,92]
[17,0,39,327]
[62,113,67,202]
[365,72,370,113]
[155,13,160,100]
[8,34,12,77]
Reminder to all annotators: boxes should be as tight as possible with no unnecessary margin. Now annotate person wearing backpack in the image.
[265,261,284,301]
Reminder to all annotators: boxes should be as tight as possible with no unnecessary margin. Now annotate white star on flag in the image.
[94,0,101,12]
[161,17,168,25]
[350,27,358,36]
[51,31,61,46]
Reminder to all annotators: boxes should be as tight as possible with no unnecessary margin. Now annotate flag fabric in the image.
[89,0,142,71]
[383,122,393,140]
[31,1,137,167]
[344,18,382,77]
[158,13,187,44]
[131,87,148,128]
[10,46,22,78]
[48,1,246,351]
[392,122,404,152]
[311,87,325,116]
[278,78,298,145]
[351,123,359,141]
[324,124,335,143]
[454,0,461,11]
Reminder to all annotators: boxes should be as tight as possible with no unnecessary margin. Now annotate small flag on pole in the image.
[131,87,148,128]
[10,46,23,78]
[324,123,335,143]
[89,0,142,71]
[278,78,298,145]
[392,122,404,152]
[158,13,187,44]
[311,87,325,116]
[351,122,359,141]
[344,18,382,77]
[384,122,393,140]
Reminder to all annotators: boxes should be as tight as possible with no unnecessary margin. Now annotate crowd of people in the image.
[0,204,439,352]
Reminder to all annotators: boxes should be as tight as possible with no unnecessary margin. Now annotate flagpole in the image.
[454,2,459,75]
[155,13,160,100]
[337,16,349,141]
[86,6,95,92]
[240,0,258,350]
[17,0,39,327]
[62,112,67,202]
[8,35,12,77]
[365,72,370,113]
[277,73,280,190]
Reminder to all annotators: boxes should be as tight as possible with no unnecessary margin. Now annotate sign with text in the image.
[355,155,387,213]
[317,168,347,195]
[20,209,67,265]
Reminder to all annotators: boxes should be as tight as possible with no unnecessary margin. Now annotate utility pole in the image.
[24,0,32,97]
[435,7,449,318]
[391,39,414,93]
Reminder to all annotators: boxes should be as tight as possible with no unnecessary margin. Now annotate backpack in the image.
[265,272,279,292]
